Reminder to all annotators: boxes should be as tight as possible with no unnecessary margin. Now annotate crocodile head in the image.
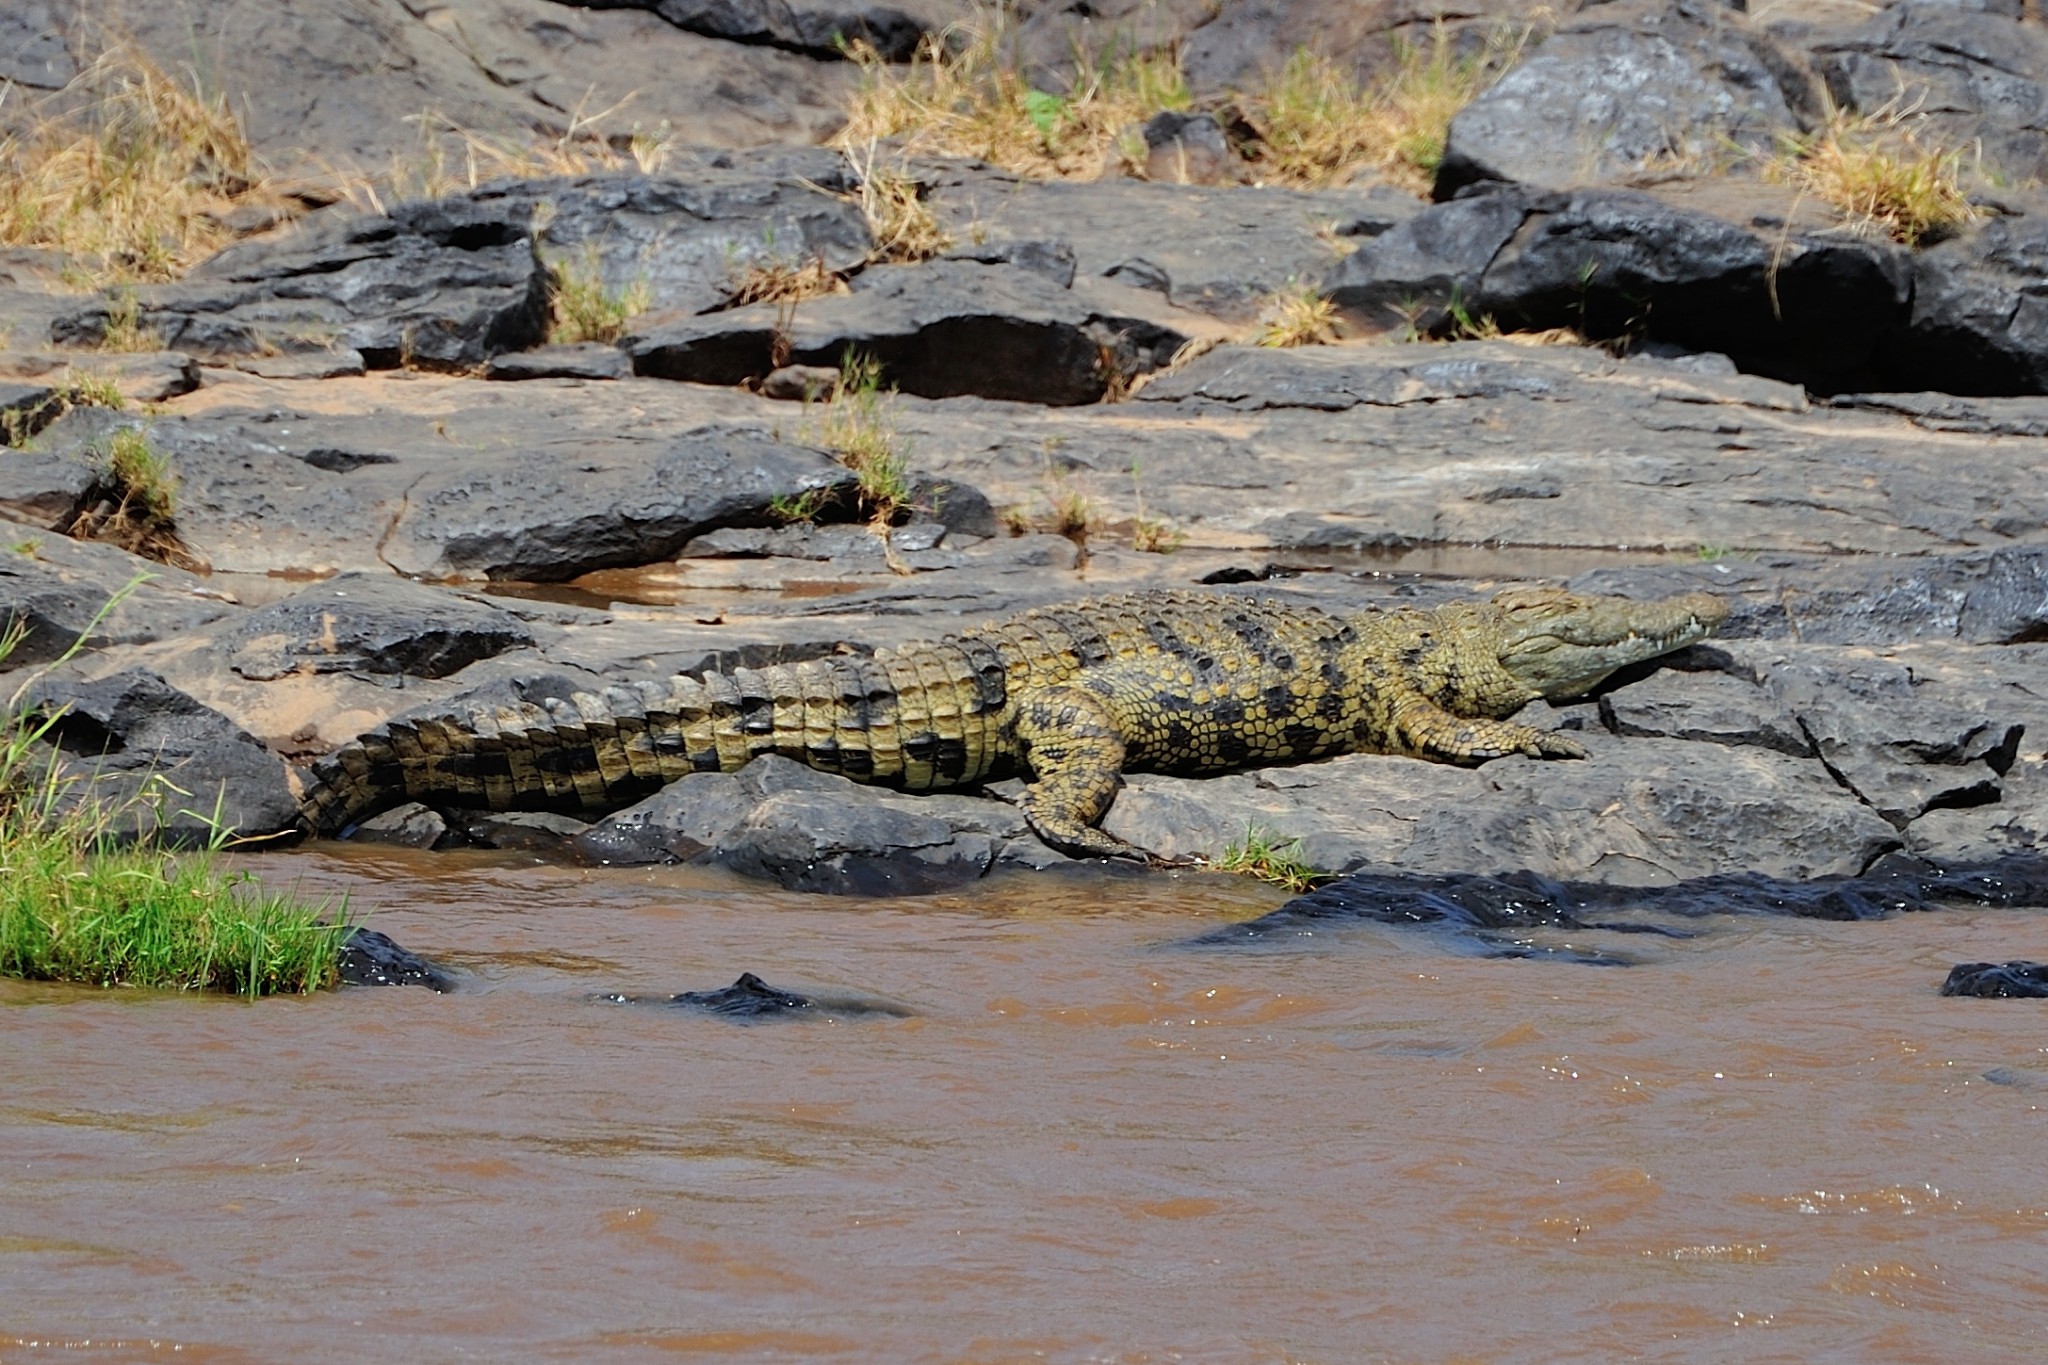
[1491,587,1729,699]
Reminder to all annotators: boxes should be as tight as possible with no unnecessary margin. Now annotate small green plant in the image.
[1046,476,1095,545]
[767,486,833,523]
[546,246,651,345]
[1694,543,1731,563]
[1254,277,1339,348]
[1128,462,1185,553]
[0,594,350,996]
[57,371,127,411]
[11,539,41,557]
[812,350,913,523]
[1212,825,1331,893]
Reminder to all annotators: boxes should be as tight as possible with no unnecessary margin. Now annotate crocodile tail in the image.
[296,642,1018,836]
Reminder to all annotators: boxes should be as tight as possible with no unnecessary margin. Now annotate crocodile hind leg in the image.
[1390,696,1588,763]
[1010,684,1149,861]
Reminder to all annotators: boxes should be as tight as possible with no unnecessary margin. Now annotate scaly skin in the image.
[296,587,1728,858]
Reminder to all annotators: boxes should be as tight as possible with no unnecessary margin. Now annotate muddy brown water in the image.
[5,847,2048,1363]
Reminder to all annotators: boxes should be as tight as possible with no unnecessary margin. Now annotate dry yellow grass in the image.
[1247,28,1528,193]
[0,49,270,286]
[837,9,1189,179]
[843,141,954,263]
[724,255,849,307]
[1764,101,1982,246]
[1253,278,1339,347]
[347,100,673,215]
[545,246,651,345]
[836,13,1534,192]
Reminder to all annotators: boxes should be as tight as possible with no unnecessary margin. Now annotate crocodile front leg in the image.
[1390,695,1588,763]
[1010,684,1149,860]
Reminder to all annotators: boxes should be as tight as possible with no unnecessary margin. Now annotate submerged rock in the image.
[337,927,453,991]
[600,971,914,1021]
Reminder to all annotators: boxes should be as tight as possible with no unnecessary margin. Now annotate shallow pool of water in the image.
[5,848,2047,1362]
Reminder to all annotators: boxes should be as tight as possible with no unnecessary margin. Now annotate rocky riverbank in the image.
[4,0,2046,895]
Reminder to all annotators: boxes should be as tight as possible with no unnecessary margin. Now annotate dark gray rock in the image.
[1882,206,2048,397]
[380,427,856,580]
[942,238,1079,289]
[641,0,936,60]
[0,441,95,529]
[1942,961,2048,997]
[26,669,298,844]
[0,1,74,90]
[1326,186,1913,392]
[465,810,591,850]
[0,381,58,446]
[627,260,1187,404]
[1599,668,1812,756]
[1138,110,1236,185]
[1100,733,1901,883]
[514,168,870,318]
[352,803,454,850]
[51,192,551,370]
[484,344,631,381]
[1812,2,2048,185]
[573,771,758,864]
[925,171,1421,322]
[0,537,238,669]
[576,753,1025,892]
[1438,0,1816,198]
[225,573,536,681]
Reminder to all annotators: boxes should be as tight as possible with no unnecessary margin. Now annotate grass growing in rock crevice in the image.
[1211,825,1331,893]
[64,427,201,570]
[1764,102,1983,246]
[545,245,652,345]
[810,350,914,524]
[0,607,348,997]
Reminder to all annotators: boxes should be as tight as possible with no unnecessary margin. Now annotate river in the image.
[5,846,2047,1362]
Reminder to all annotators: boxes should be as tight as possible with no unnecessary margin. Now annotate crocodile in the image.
[296,586,1728,859]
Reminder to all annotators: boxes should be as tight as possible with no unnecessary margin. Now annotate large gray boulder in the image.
[25,669,299,845]
[224,574,537,681]
[563,0,947,60]
[1880,203,2048,395]
[1438,0,1817,198]
[1811,1,2048,185]
[627,260,1189,404]
[1324,185,1912,392]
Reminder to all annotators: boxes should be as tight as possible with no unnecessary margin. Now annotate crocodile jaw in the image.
[1492,588,1729,699]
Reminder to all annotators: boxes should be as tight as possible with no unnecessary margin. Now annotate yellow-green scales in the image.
[298,587,1727,857]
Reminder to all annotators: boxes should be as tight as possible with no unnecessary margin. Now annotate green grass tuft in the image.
[1212,825,1331,893]
[0,596,348,997]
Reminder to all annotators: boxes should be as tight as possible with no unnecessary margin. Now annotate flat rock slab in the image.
[0,536,237,669]
[27,386,856,581]
[922,170,1422,323]
[627,260,1188,404]
[225,573,536,680]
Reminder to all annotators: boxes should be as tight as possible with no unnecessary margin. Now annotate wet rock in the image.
[25,668,299,845]
[1437,0,1816,198]
[1325,186,1912,392]
[1942,961,2048,998]
[484,344,631,381]
[1812,3,2048,185]
[574,753,1023,891]
[380,428,856,581]
[627,260,1186,404]
[573,771,758,864]
[225,573,536,681]
[1194,853,2048,960]
[601,970,915,1020]
[338,927,453,991]
[51,193,552,369]
[352,802,454,850]
[465,810,590,851]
